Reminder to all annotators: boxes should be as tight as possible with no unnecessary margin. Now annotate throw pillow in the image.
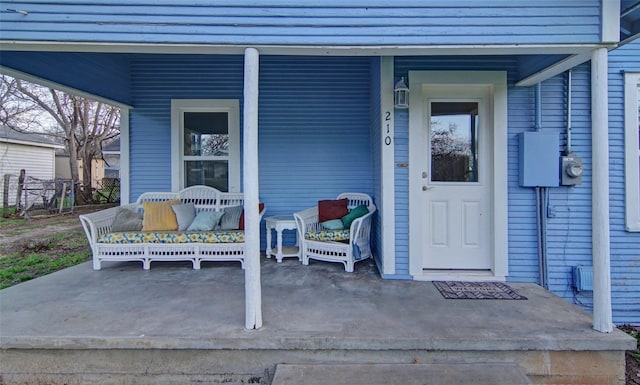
[321,219,344,230]
[172,203,196,231]
[111,207,143,232]
[341,204,369,229]
[318,198,348,222]
[141,199,180,231]
[219,205,244,230]
[187,210,225,231]
[238,203,265,230]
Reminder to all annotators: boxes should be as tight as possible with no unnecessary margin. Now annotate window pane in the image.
[185,160,228,192]
[430,102,479,182]
[183,112,229,156]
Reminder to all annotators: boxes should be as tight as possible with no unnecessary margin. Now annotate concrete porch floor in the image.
[0,257,635,385]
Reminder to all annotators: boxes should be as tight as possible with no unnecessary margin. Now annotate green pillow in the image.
[321,219,344,230]
[341,205,369,229]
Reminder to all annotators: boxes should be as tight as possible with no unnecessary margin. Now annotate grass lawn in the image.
[0,231,91,289]
[0,206,105,290]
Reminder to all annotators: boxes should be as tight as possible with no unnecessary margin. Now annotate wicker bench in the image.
[79,186,265,270]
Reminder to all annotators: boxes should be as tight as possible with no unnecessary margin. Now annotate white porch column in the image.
[591,47,613,333]
[243,47,262,329]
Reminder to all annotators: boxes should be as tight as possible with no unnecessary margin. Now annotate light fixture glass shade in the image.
[394,77,409,109]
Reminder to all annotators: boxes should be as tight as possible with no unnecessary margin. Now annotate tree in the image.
[0,75,120,203]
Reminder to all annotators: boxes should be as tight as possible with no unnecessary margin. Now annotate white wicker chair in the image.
[294,193,376,272]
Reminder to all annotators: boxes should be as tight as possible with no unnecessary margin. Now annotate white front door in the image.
[421,86,493,270]
[407,71,508,281]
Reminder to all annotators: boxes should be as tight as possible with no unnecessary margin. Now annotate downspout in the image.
[534,83,548,289]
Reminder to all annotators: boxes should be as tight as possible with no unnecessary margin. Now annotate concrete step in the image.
[271,363,532,385]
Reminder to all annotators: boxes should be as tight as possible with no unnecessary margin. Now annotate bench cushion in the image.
[305,229,350,242]
[98,231,245,244]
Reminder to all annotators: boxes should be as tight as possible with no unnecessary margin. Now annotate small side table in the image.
[265,215,300,263]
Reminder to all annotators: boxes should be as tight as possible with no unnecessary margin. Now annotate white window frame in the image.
[624,73,640,232]
[171,99,240,192]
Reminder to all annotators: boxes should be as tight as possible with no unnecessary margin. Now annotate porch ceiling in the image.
[622,0,640,40]
[0,48,580,106]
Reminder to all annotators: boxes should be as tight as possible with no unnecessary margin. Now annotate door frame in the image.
[407,71,508,281]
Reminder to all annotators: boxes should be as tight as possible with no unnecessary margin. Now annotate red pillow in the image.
[318,198,348,222]
[239,203,265,230]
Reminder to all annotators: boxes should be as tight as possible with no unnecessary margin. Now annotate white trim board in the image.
[380,56,396,275]
[0,41,604,57]
[407,71,508,282]
[601,0,621,43]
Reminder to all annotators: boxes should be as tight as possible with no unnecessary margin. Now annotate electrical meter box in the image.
[561,154,583,186]
[519,132,559,187]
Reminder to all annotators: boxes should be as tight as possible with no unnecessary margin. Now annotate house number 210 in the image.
[384,111,392,146]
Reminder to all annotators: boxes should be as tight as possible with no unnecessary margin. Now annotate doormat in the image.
[433,281,527,300]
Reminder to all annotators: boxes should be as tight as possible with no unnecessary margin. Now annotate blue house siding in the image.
[608,38,640,325]
[129,54,373,245]
[506,84,540,283]
[129,54,244,197]
[0,1,602,46]
[536,65,595,306]
[393,109,409,275]
[257,56,373,213]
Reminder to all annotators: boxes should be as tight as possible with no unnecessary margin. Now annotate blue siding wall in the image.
[130,54,373,246]
[609,39,640,325]
[393,108,409,275]
[540,67,595,306]
[506,68,595,291]
[258,56,373,214]
[129,55,244,197]
[0,51,132,105]
[0,1,601,46]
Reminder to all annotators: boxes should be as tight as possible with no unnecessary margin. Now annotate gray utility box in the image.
[519,132,559,187]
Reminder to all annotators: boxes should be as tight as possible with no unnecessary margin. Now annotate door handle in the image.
[422,186,433,191]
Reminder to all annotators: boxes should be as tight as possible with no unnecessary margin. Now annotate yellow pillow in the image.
[142,199,180,231]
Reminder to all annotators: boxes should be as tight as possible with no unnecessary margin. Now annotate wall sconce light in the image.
[394,76,409,109]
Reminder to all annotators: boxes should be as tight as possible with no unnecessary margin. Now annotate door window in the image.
[430,102,479,183]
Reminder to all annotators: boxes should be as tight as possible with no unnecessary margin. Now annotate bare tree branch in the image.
[1,75,120,203]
